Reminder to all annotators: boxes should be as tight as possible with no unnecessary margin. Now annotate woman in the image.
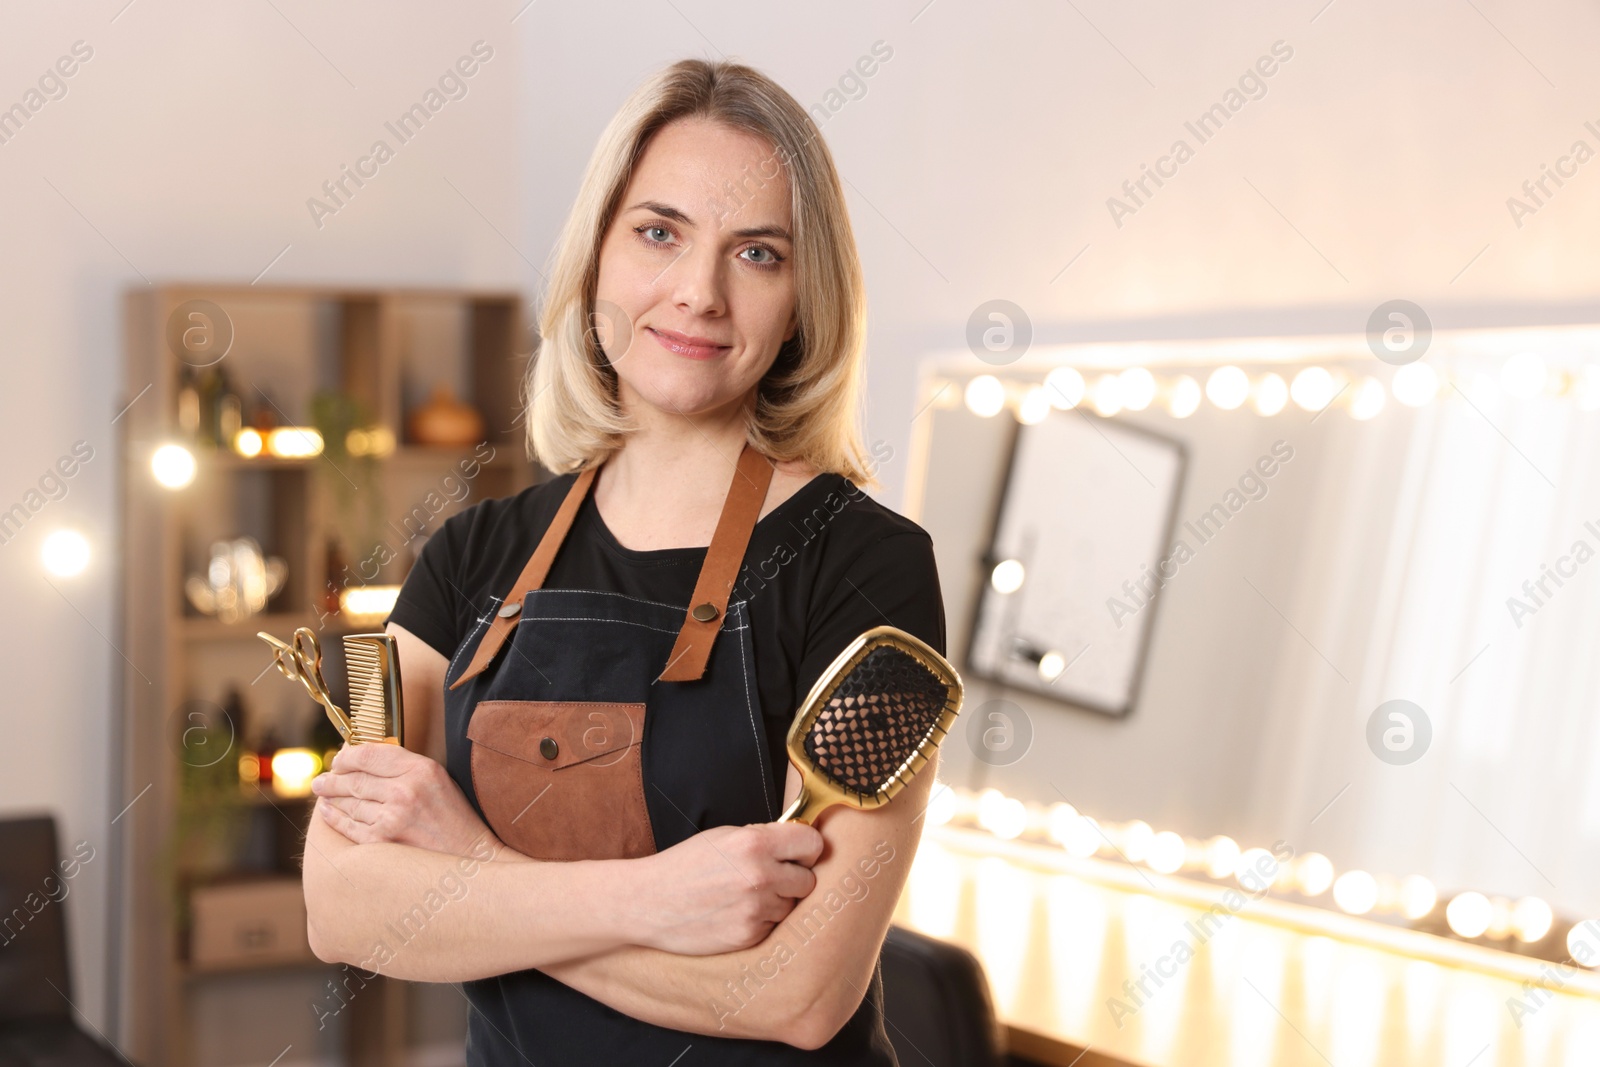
[303,58,946,1064]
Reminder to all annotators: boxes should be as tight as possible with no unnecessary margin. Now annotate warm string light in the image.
[935,785,1585,963]
[951,356,1600,423]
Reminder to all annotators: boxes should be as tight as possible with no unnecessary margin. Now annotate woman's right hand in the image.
[631,822,824,956]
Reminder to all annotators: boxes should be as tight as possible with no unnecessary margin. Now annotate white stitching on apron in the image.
[448,595,500,679]
[513,615,747,636]
[729,600,775,820]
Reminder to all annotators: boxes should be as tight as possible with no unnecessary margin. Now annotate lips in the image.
[647,327,730,360]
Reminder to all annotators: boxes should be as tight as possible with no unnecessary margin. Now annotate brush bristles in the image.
[344,639,392,744]
[802,645,955,797]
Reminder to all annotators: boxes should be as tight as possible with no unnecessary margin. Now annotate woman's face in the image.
[593,117,798,422]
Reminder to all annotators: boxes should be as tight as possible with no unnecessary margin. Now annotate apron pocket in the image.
[467,700,656,861]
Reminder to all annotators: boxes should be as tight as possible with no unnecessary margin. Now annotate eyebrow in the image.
[626,200,792,243]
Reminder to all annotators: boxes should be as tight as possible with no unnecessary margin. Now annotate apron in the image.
[438,441,813,1064]
[444,439,780,861]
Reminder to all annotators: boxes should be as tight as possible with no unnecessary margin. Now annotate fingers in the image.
[311,771,367,799]
[317,797,372,843]
[330,742,417,777]
[311,769,390,804]
[766,860,818,901]
[320,794,379,827]
[756,822,826,867]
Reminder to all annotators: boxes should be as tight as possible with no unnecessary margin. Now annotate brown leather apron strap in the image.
[656,442,774,683]
[447,442,775,691]
[448,463,599,691]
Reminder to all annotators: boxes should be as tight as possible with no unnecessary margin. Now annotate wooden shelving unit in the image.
[116,284,539,1067]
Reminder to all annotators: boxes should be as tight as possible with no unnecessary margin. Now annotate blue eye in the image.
[740,245,784,270]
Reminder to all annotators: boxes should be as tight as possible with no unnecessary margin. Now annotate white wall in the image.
[0,0,525,1038]
[4,0,1599,1038]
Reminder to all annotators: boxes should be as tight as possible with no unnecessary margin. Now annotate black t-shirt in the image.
[387,468,947,796]
[387,467,945,1060]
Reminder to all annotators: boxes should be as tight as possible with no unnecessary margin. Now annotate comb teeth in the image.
[803,645,953,796]
[344,637,393,744]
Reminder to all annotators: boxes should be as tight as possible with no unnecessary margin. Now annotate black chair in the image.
[879,924,1004,1067]
[0,815,131,1066]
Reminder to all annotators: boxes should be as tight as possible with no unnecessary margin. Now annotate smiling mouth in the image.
[647,327,730,360]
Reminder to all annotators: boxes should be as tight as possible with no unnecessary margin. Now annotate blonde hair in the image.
[523,58,875,487]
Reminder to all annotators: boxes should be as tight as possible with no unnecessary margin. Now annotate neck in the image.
[600,386,754,505]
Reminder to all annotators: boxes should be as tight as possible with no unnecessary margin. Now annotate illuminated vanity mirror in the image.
[906,325,1600,954]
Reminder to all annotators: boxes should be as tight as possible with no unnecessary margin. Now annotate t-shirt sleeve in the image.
[385,518,466,661]
[796,530,947,705]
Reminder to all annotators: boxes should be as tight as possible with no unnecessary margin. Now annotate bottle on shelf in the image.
[322,537,346,619]
[217,365,243,450]
[176,367,201,442]
[194,367,222,449]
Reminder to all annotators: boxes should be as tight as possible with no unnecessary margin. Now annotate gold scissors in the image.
[258,627,354,742]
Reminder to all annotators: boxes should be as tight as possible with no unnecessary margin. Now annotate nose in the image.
[663,239,726,319]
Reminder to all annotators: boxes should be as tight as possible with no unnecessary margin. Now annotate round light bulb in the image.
[1333,870,1379,915]
[1400,875,1437,920]
[1046,367,1086,410]
[151,443,197,489]
[1512,897,1554,943]
[1118,368,1157,412]
[1206,366,1250,410]
[976,789,1027,839]
[1565,919,1600,964]
[1237,847,1279,892]
[1147,831,1186,874]
[1063,814,1101,859]
[1046,802,1080,846]
[1037,650,1066,681]
[1392,363,1440,407]
[1291,367,1337,411]
[41,529,91,577]
[1204,836,1240,879]
[990,559,1025,594]
[1018,386,1051,425]
[1446,892,1493,938]
[1168,375,1202,418]
[1253,373,1288,416]
[1091,374,1123,417]
[1294,853,1335,897]
[1121,820,1153,863]
[964,375,1006,418]
[1350,376,1387,420]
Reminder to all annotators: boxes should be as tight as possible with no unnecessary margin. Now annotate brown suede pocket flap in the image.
[467,700,644,771]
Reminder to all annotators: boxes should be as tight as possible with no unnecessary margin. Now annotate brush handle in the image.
[776,782,833,825]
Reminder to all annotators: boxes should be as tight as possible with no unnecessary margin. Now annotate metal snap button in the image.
[691,602,719,623]
[539,737,558,760]
[497,601,522,619]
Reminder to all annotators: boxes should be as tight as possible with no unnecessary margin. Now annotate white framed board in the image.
[966,410,1186,717]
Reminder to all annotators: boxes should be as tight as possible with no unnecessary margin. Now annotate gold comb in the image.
[342,633,404,745]
[778,625,963,825]
[257,627,404,746]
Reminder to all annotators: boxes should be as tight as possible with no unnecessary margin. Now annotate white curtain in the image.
[1249,376,1600,918]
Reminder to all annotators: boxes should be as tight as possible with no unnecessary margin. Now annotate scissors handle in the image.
[258,629,354,742]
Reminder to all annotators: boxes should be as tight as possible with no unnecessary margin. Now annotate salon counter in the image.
[892,826,1600,1067]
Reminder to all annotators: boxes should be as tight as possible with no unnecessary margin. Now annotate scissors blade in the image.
[257,630,355,742]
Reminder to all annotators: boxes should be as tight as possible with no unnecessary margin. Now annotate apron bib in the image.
[443,441,780,860]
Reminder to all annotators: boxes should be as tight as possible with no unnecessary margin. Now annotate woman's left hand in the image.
[311,743,512,859]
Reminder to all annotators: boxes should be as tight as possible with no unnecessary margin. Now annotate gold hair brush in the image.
[778,625,963,825]
[257,627,404,745]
